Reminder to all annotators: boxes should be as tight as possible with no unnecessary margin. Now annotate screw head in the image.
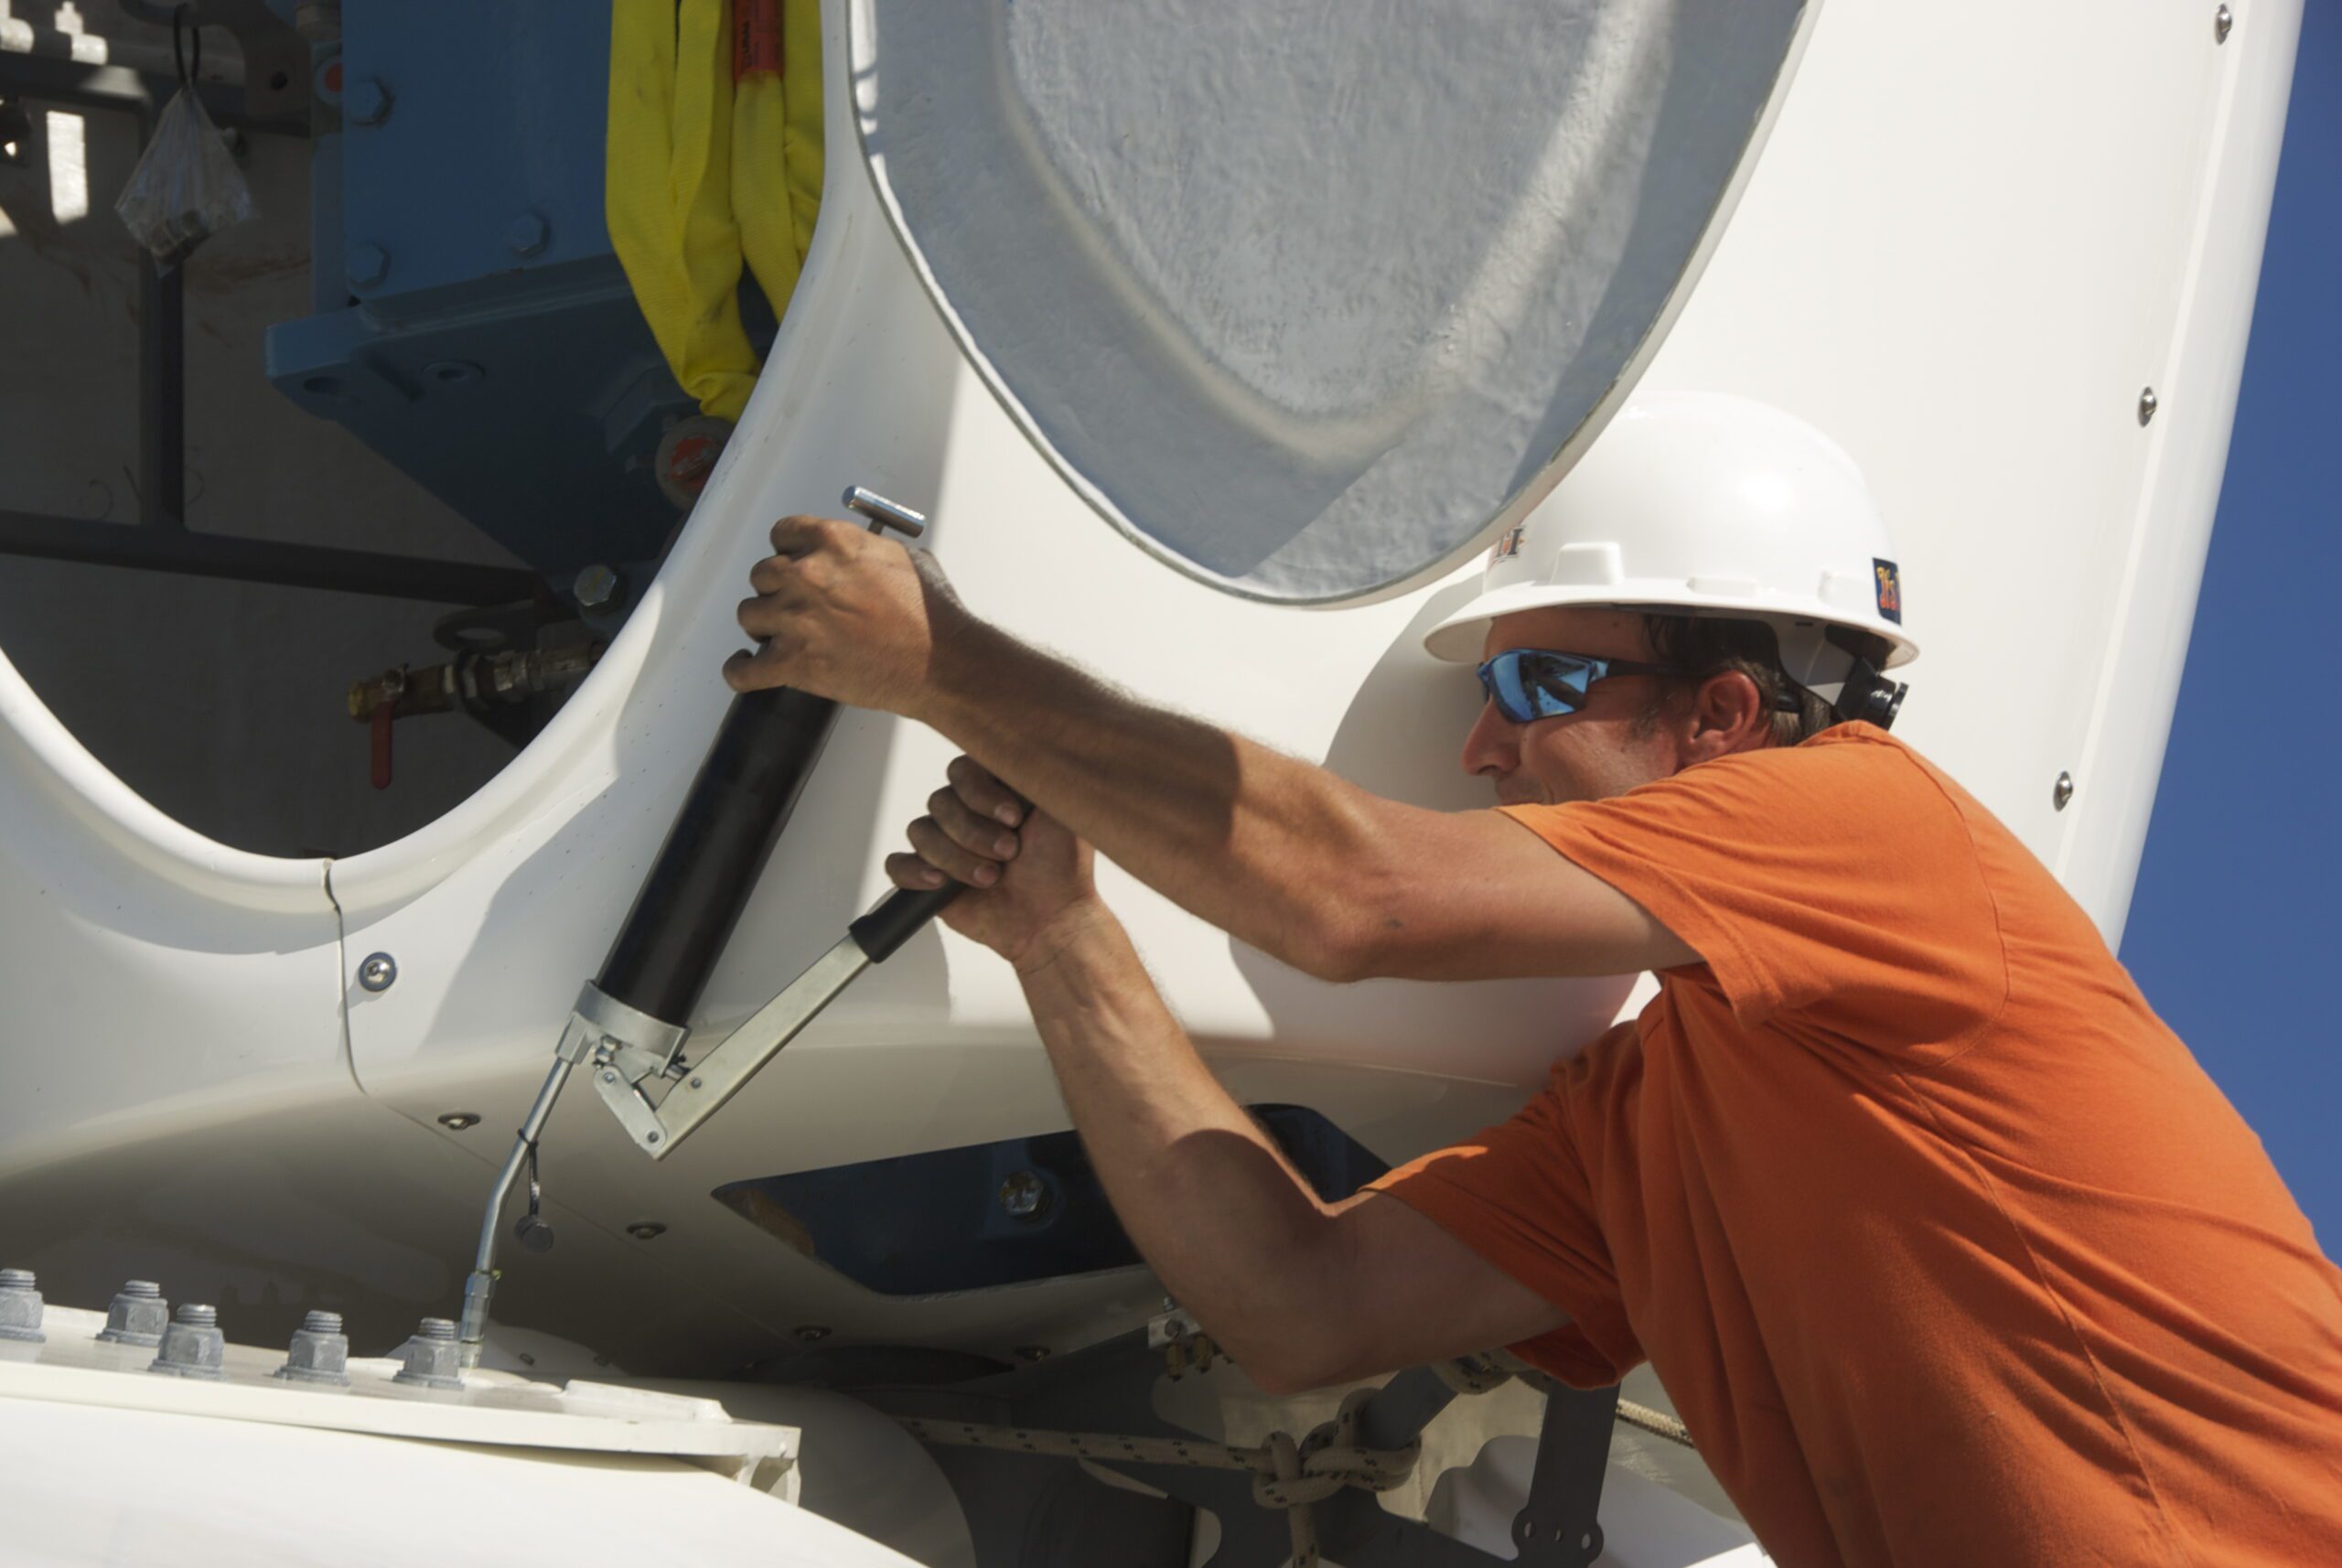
[435,1112,481,1131]
[573,564,618,610]
[2053,771,2076,811]
[347,76,392,125]
[506,212,549,258]
[793,1325,831,1342]
[998,1169,1049,1220]
[626,1221,666,1240]
[1015,1344,1051,1362]
[2138,387,2159,425]
[347,243,389,289]
[2215,5,2233,42]
[358,952,398,993]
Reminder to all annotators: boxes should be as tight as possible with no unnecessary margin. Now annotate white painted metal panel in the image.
[853,0,1817,603]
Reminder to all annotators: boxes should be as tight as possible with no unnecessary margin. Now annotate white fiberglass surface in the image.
[852,0,1813,602]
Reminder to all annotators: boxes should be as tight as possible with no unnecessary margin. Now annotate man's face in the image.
[1459,607,1688,806]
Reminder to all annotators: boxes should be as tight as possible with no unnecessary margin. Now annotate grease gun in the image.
[457,488,960,1363]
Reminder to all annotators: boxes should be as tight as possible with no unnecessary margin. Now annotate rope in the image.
[899,1355,1692,1565]
[1613,1399,1695,1447]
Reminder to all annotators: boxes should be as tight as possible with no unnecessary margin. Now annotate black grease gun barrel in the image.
[591,488,930,1029]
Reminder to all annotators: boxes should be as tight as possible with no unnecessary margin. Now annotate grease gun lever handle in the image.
[849,881,962,961]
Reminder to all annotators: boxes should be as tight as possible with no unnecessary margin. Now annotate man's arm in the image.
[728,520,1692,983]
[939,830,1566,1393]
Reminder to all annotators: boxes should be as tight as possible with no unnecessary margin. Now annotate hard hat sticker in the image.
[1491,526,1527,564]
[1874,559,1903,624]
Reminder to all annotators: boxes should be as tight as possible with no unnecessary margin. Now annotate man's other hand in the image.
[886,756,1108,972]
[725,514,970,716]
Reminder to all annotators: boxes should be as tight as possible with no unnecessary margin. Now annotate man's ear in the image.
[1687,671,1773,759]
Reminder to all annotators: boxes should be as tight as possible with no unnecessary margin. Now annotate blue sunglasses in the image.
[1475,649,1688,724]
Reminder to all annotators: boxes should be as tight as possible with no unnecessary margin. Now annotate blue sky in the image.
[2122,7,2340,1250]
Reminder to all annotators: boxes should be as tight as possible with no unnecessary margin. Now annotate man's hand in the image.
[885,756,1108,972]
[725,514,972,717]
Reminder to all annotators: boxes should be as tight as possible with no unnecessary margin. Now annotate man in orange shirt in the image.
[728,393,2342,1565]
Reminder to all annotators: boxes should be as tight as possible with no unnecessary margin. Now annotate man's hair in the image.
[1636,614,1885,747]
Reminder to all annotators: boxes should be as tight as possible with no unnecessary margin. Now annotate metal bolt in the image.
[2054,771,2075,811]
[275,1309,350,1386]
[358,952,398,993]
[2215,5,2233,42]
[347,76,392,124]
[436,1112,480,1131]
[793,1325,831,1342]
[573,564,618,610]
[99,1280,169,1348]
[0,1268,44,1344]
[393,1316,464,1389]
[998,1169,1049,1220]
[687,1076,704,1090]
[506,212,550,258]
[626,1221,666,1240]
[2138,387,2159,425]
[645,1131,661,1144]
[1015,1345,1051,1362]
[150,1303,226,1379]
[347,244,389,289]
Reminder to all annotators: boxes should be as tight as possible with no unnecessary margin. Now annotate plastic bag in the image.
[114,86,252,269]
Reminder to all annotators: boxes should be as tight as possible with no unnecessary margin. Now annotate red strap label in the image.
[735,0,784,81]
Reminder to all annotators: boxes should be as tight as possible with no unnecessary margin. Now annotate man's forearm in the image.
[1015,907,1347,1384]
[924,620,1394,978]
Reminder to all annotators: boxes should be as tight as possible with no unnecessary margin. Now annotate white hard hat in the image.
[1423,392,1919,696]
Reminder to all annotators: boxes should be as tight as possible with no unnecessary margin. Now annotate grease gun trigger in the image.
[593,880,960,1158]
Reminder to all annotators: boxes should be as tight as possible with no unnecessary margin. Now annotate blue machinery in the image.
[0,1,756,614]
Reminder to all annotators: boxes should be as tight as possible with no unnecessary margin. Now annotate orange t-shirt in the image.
[1372,724,2342,1568]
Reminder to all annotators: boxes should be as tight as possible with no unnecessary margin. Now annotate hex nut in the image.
[347,76,392,125]
[573,564,619,610]
[998,1169,1049,1220]
[275,1309,351,1386]
[347,243,390,289]
[0,1268,44,1344]
[98,1280,169,1348]
[507,213,550,257]
[393,1316,465,1390]
[150,1304,226,1379]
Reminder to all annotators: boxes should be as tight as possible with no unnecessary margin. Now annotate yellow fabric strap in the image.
[607,0,824,424]
[731,0,822,317]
